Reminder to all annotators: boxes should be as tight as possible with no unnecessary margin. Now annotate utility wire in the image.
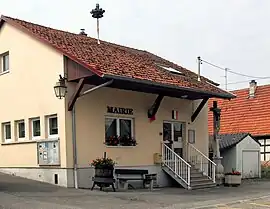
[200,59,270,79]
[220,77,270,86]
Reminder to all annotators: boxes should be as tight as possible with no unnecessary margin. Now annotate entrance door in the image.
[163,121,185,157]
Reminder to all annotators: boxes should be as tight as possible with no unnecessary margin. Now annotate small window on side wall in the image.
[2,122,11,142]
[1,52,9,73]
[16,120,25,140]
[105,117,136,146]
[31,118,41,139]
[47,115,58,138]
[188,129,195,144]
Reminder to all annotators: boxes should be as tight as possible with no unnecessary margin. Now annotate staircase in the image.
[161,142,216,190]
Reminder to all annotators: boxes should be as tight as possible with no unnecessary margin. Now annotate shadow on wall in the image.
[77,165,178,189]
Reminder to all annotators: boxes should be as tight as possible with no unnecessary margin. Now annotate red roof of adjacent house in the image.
[208,84,270,136]
[0,15,233,98]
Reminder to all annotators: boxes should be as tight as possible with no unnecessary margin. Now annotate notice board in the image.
[37,140,60,165]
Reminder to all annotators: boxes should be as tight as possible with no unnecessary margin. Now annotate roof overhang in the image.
[80,74,235,100]
[1,16,235,101]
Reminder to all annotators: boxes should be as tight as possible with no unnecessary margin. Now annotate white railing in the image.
[187,143,216,183]
[162,142,191,187]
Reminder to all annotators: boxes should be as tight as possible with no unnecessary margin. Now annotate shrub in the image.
[90,157,116,169]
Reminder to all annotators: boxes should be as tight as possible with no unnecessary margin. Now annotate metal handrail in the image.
[162,142,191,186]
[188,143,216,166]
[187,143,216,183]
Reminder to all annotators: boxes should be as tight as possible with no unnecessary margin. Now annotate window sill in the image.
[0,70,10,76]
[1,140,37,145]
[18,138,26,142]
[48,135,59,140]
[105,145,136,148]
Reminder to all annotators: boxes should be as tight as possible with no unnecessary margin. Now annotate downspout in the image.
[72,106,78,189]
[71,79,113,189]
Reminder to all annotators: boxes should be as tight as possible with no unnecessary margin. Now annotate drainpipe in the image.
[72,106,78,189]
[71,79,113,189]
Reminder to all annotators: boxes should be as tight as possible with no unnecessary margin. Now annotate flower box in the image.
[105,135,137,146]
[224,170,241,186]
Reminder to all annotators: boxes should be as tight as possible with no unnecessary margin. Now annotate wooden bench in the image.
[115,169,157,190]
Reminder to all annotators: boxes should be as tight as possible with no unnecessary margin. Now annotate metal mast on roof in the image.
[90,3,105,44]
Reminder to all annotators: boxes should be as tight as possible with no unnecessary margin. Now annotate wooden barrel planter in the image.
[90,154,116,191]
[91,166,116,191]
[95,167,114,179]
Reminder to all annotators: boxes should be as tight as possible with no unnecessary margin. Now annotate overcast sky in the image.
[2,0,270,90]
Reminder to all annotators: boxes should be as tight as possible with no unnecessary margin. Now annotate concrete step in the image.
[191,178,213,184]
[190,174,209,179]
[162,165,217,190]
[191,182,216,190]
[190,173,205,178]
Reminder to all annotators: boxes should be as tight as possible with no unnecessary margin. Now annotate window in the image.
[156,63,184,75]
[260,139,265,145]
[259,138,270,161]
[266,153,270,161]
[17,120,25,140]
[2,122,11,142]
[188,129,195,144]
[31,118,40,139]
[105,117,136,146]
[48,115,58,137]
[1,52,9,73]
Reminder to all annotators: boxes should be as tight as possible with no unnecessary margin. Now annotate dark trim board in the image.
[191,98,208,122]
[253,135,270,140]
[103,75,234,100]
[82,75,233,100]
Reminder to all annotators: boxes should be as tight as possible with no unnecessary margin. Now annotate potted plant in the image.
[91,156,116,177]
[90,156,116,191]
[224,169,241,186]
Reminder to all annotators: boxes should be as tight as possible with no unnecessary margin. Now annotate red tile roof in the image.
[208,84,270,136]
[0,15,233,98]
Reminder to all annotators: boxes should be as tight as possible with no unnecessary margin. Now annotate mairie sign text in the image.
[107,106,133,115]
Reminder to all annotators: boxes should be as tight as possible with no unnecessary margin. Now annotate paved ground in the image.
[1,173,270,208]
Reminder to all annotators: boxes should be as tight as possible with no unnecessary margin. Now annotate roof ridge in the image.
[1,15,150,55]
[1,15,83,37]
[1,15,104,76]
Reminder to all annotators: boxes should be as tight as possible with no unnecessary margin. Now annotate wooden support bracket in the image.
[148,95,164,119]
[68,78,85,111]
[191,98,209,122]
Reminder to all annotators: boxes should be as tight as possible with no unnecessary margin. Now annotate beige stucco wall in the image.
[0,23,66,167]
[0,21,209,171]
[66,84,209,167]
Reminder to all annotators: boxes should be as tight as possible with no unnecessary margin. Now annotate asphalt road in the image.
[192,195,270,208]
[1,172,270,209]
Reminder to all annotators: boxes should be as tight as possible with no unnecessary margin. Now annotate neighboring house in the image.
[208,80,270,162]
[209,133,261,179]
[0,15,234,190]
